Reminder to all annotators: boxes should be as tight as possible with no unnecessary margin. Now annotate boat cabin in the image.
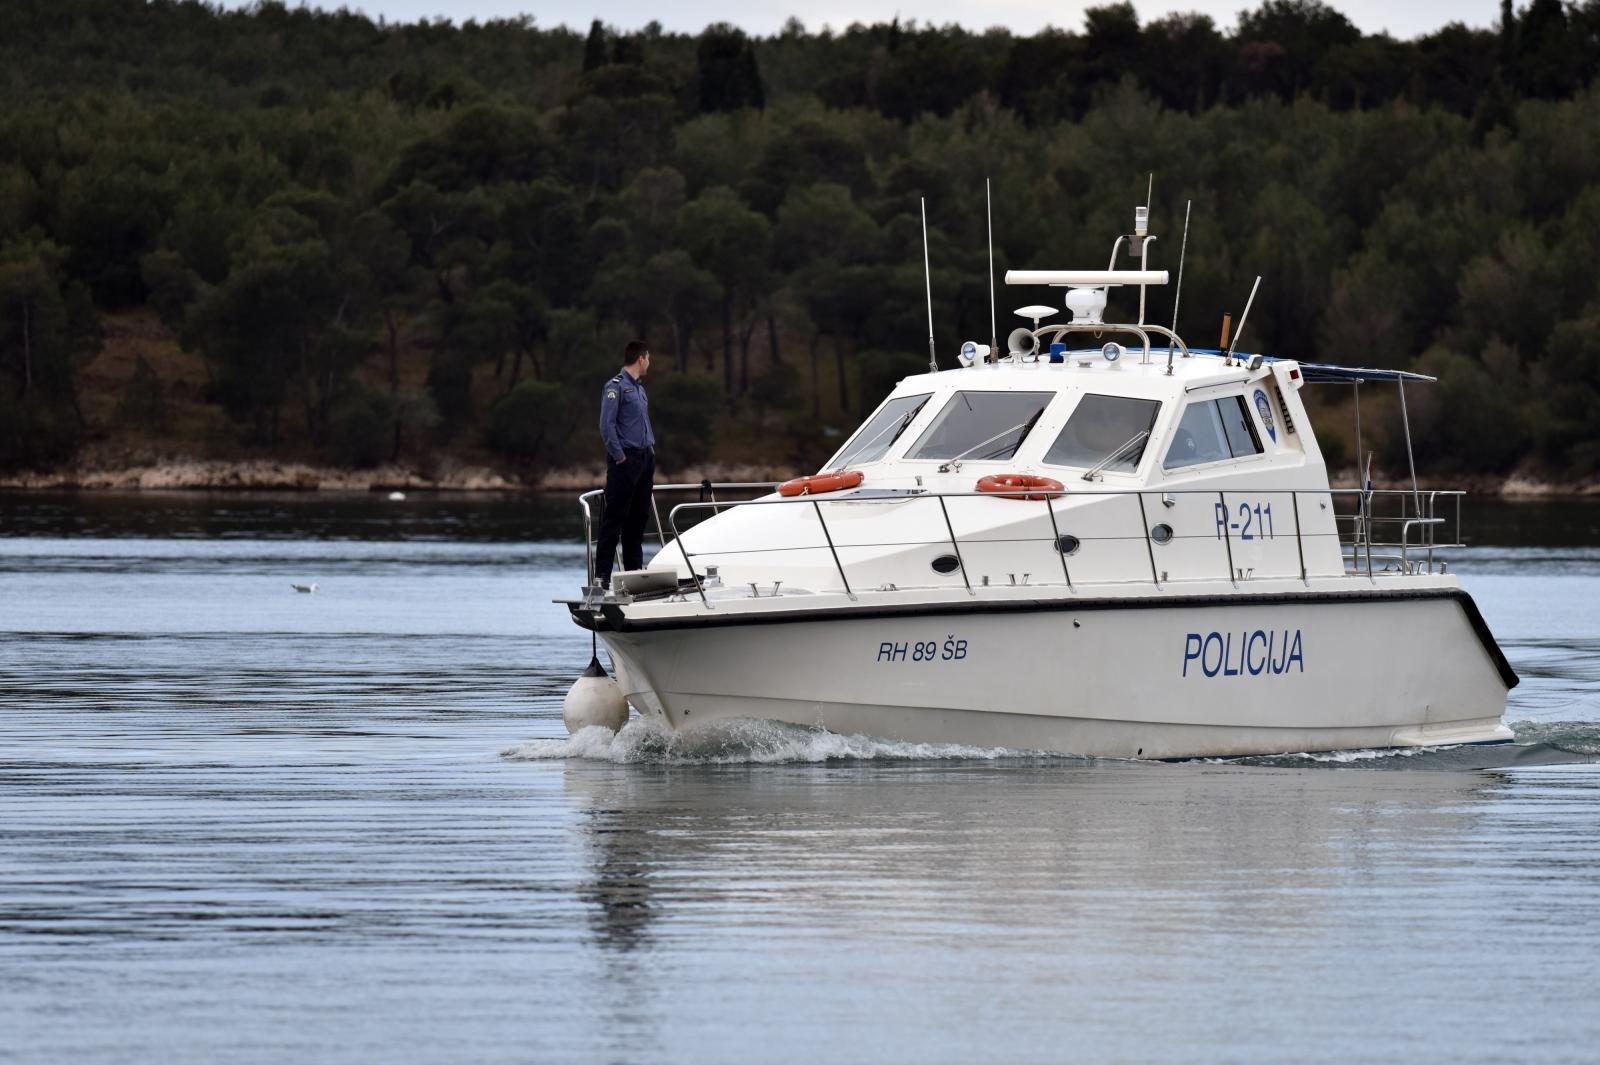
[823,347,1316,494]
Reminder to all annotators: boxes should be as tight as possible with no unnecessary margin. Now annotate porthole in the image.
[1150,523,1174,545]
[931,554,962,574]
[1055,534,1081,556]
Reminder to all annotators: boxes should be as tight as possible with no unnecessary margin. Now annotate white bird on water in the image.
[291,583,319,594]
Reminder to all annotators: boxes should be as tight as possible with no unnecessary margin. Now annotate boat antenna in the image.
[986,177,998,365]
[1135,176,1156,328]
[1224,275,1262,366]
[922,196,937,374]
[1170,199,1191,339]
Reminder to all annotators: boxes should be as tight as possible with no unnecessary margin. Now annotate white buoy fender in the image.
[563,655,629,734]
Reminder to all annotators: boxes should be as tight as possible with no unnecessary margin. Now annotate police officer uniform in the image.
[595,366,656,584]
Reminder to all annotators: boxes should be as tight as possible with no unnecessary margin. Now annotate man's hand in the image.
[613,455,626,465]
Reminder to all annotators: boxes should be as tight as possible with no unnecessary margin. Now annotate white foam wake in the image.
[1265,745,1433,763]
[501,716,1022,765]
[1196,744,1446,766]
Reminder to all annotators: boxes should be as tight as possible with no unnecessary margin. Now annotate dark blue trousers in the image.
[595,447,655,583]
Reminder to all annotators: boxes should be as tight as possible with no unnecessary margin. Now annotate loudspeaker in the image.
[1007,327,1038,358]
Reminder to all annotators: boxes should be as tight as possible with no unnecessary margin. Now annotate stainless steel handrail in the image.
[578,489,602,589]
[590,482,1468,598]
[1217,490,1236,587]
[1043,495,1072,588]
[813,499,855,600]
[1333,488,1464,577]
[1400,517,1445,572]
[579,481,779,587]
[1034,322,1153,362]
[936,495,973,594]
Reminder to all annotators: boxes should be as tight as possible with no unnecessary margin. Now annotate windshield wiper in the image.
[937,407,1046,472]
[1081,430,1149,482]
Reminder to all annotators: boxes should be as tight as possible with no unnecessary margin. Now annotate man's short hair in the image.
[623,340,650,365]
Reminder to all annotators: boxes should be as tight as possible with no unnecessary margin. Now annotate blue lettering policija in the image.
[1182,629,1305,678]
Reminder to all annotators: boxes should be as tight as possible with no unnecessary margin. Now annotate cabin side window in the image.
[1163,396,1263,470]
[1042,394,1162,473]
[829,393,932,467]
[904,391,1054,461]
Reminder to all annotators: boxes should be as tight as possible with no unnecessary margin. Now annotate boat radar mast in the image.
[999,202,1190,374]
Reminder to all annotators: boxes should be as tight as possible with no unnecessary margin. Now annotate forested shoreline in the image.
[3,0,1600,484]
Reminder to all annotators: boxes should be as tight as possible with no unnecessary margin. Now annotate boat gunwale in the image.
[569,585,1519,691]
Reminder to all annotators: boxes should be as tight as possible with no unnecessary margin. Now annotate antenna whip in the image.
[921,197,937,373]
[1226,275,1262,365]
[1170,199,1191,338]
[986,178,997,363]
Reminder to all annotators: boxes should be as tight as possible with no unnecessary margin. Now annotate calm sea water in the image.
[2,492,1598,1064]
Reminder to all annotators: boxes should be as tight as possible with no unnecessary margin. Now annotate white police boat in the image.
[562,211,1516,760]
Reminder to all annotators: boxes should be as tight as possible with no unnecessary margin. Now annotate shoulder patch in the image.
[606,389,618,400]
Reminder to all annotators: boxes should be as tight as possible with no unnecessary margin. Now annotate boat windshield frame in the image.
[827,392,933,469]
[1163,394,1264,471]
[1040,392,1162,475]
[902,389,1056,463]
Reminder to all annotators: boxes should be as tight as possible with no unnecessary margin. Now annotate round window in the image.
[931,554,962,574]
[1150,523,1174,545]
[1055,535,1081,556]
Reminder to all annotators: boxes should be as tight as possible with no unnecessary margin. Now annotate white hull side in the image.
[598,592,1513,759]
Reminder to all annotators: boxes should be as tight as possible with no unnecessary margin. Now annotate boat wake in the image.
[1211,720,1600,769]
[501,717,1029,765]
[503,718,1600,768]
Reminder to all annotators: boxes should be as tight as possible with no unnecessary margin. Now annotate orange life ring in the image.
[975,473,1065,501]
[778,469,865,497]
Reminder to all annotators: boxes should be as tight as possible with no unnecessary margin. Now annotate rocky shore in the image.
[0,453,792,493]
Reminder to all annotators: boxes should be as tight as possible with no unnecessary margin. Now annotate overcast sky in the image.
[242,1,1501,40]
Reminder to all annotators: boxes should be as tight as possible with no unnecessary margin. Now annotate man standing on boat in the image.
[594,340,656,586]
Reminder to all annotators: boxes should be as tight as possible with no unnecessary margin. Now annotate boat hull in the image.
[589,587,1516,759]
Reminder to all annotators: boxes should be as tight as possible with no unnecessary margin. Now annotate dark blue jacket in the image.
[599,370,655,461]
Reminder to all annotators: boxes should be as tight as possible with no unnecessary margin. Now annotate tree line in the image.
[2,0,1599,478]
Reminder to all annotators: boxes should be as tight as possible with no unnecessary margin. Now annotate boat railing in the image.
[578,481,779,590]
[578,482,1467,604]
[1330,488,1463,577]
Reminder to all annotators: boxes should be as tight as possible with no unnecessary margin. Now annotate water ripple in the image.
[2,514,1599,1065]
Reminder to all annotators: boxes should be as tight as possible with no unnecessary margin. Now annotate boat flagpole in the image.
[986,177,997,364]
[922,197,937,373]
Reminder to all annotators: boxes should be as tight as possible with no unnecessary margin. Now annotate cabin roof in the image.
[895,348,1433,395]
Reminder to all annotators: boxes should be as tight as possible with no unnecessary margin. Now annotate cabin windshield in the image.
[1044,394,1161,472]
[904,391,1054,461]
[830,393,931,467]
